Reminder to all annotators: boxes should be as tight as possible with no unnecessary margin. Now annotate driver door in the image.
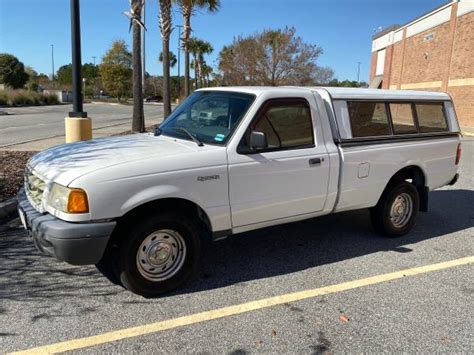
[227,98,330,228]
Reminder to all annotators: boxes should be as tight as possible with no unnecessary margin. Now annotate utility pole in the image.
[357,62,361,84]
[51,44,55,81]
[92,56,96,66]
[141,2,146,95]
[176,25,183,99]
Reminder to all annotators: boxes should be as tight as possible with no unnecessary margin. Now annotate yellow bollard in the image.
[65,116,92,143]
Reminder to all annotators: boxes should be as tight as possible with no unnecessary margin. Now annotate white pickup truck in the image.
[18,87,462,296]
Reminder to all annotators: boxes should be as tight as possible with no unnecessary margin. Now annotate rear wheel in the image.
[370,182,420,237]
[115,214,201,297]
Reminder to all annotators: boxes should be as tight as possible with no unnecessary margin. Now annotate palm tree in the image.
[188,38,200,90]
[159,51,177,68]
[124,0,146,132]
[158,0,172,118]
[196,40,213,88]
[177,0,220,97]
[188,38,213,89]
[200,62,213,87]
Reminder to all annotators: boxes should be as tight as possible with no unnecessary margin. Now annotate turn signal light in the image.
[455,143,461,165]
[67,189,89,213]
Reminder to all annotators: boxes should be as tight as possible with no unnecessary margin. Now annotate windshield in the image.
[158,91,255,145]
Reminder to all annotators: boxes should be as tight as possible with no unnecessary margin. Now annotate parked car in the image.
[18,87,461,296]
[145,95,162,102]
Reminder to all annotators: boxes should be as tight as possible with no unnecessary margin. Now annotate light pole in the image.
[51,44,55,81]
[141,2,146,95]
[176,25,183,99]
[92,56,96,66]
[357,62,361,84]
[70,0,85,116]
[65,0,92,143]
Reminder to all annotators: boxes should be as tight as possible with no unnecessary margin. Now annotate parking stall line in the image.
[9,256,474,355]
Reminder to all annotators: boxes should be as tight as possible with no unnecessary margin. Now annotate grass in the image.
[0,89,59,107]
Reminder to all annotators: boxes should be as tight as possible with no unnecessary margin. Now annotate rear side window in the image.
[390,103,417,134]
[415,103,448,132]
[347,101,390,137]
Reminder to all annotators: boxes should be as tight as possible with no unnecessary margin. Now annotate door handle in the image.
[309,157,324,166]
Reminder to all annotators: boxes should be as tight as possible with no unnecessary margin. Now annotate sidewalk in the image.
[0,117,161,151]
[461,126,474,137]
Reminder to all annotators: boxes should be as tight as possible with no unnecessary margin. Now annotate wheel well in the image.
[115,198,212,240]
[382,166,428,212]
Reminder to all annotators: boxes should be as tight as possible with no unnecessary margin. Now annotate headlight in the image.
[48,183,89,213]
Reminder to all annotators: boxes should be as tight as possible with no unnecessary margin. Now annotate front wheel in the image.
[370,182,420,237]
[116,214,202,297]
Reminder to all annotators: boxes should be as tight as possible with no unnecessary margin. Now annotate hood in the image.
[29,133,200,186]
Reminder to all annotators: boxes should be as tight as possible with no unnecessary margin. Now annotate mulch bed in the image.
[0,151,37,202]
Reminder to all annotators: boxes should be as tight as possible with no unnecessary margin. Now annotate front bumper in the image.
[17,189,116,265]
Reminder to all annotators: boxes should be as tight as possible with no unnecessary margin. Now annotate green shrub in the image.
[0,90,8,106]
[30,92,42,105]
[43,93,59,105]
[9,91,35,106]
[0,89,60,106]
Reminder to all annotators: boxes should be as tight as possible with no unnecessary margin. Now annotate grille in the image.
[24,168,46,210]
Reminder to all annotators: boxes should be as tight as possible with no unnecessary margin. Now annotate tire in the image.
[95,242,121,285]
[115,214,202,297]
[370,182,420,237]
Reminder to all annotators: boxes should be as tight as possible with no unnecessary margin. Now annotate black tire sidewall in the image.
[118,214,201,297]
[380,182,420,237]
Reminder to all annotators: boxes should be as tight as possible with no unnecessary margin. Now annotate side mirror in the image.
[250,131,267,151]
[154,125,162,136]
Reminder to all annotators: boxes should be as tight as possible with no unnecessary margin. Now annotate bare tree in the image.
[313,66,335,85]
[219,27,328,87]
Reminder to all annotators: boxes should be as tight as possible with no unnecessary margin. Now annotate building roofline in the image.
[372,0,455,40]
[372,24,401,40]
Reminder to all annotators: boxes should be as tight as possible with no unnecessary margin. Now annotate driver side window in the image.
[240,98,314,152]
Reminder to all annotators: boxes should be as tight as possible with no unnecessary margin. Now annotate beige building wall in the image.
[370,1,474,128]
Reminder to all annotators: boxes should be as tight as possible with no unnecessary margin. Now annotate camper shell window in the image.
[345,100,449,139]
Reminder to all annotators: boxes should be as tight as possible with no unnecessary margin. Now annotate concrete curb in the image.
[0,197,18,220]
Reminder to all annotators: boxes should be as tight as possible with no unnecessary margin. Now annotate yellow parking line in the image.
[10,256,474,355]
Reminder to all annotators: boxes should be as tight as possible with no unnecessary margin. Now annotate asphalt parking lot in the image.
[0,103,164,147]
[1,138,473,354]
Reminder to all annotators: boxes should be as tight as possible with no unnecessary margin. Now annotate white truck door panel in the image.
[227,97,330,228]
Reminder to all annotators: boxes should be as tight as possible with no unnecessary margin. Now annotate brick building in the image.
[369,0,473,129]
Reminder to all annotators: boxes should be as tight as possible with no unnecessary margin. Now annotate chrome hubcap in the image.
[390,192,413,228]
[136,229,186,281]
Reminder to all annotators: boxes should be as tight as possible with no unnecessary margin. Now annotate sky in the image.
[0,0,447,83]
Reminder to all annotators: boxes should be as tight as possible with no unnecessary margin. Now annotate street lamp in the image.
[65,0,92,143]
[141,2,146,95]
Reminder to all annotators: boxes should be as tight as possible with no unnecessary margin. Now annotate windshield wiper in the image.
[173,127,204,147]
